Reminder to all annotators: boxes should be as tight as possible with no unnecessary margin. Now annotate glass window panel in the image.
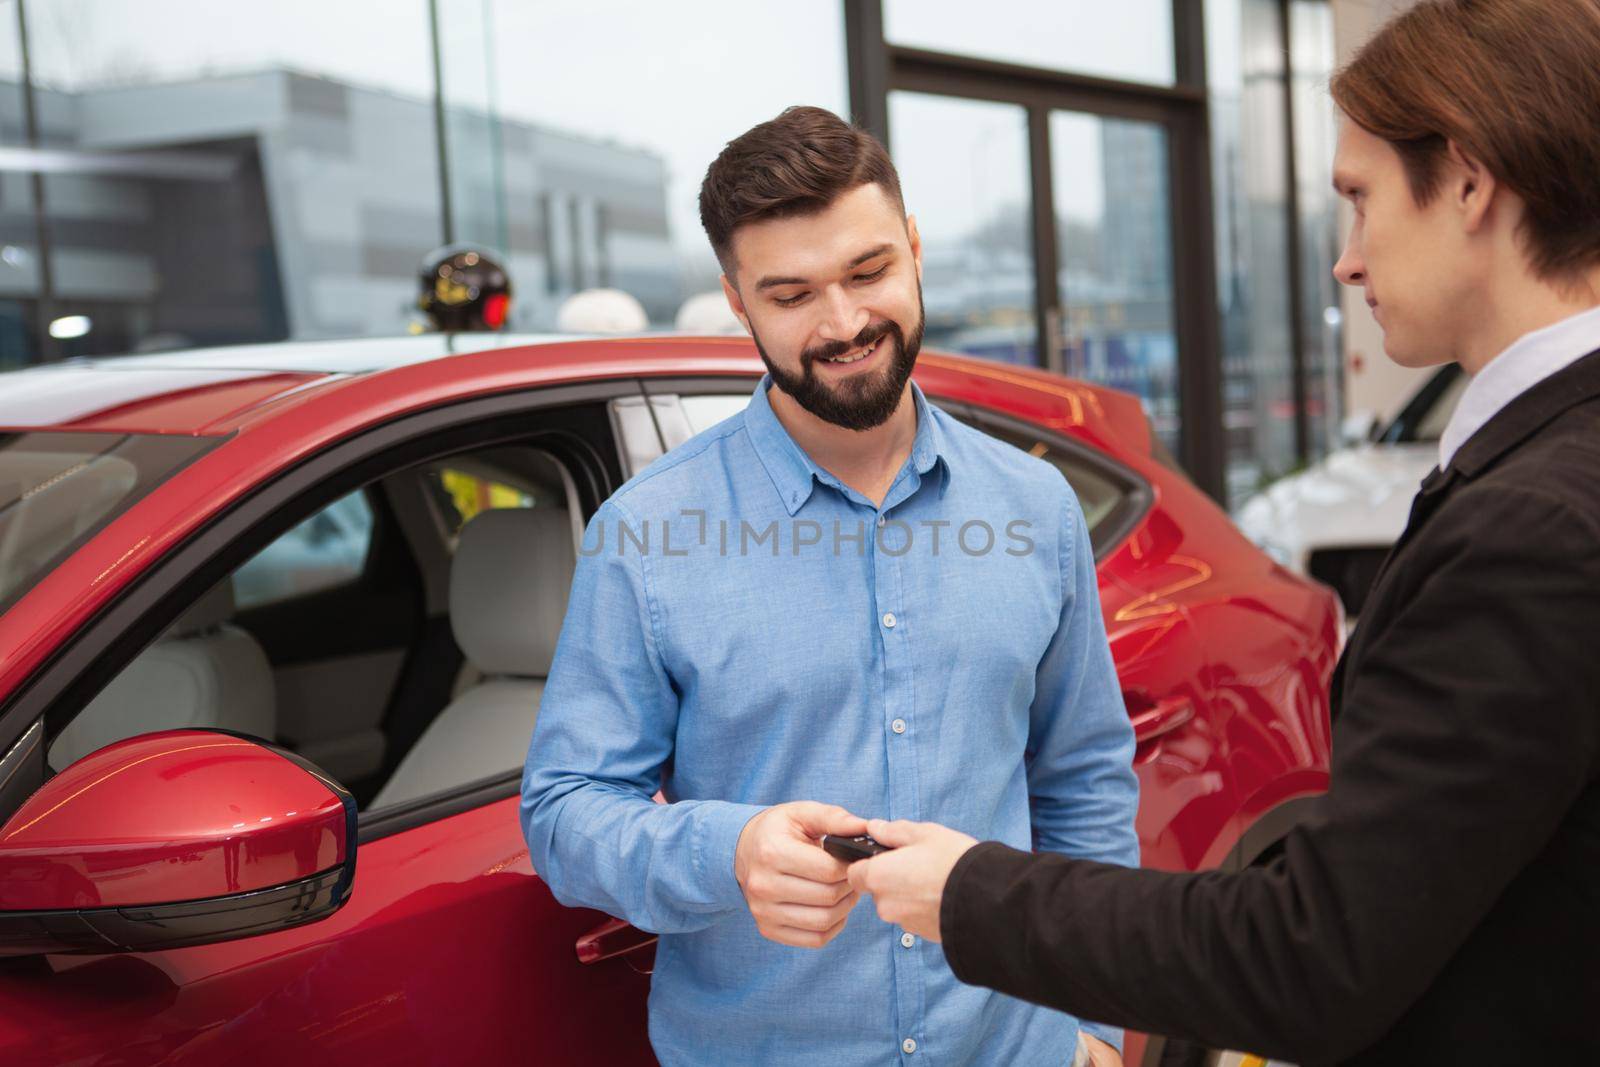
[435,0,508,253]
[682,394,752,436]
[1050,111,1179,454]
[233,490,374,610]
[1208,0,1298,504]
[469,1,848,331]
[5,0,443,361]
[0,431,212,610]
[1291,0,1342,459]
[889,91,1037,366]
[0,11,36,370]
[885,0,1173,86]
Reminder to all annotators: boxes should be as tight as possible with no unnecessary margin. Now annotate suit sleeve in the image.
[940,484,1600,1061]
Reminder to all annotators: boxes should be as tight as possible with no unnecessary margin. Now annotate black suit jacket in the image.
[941,348,1600,1065]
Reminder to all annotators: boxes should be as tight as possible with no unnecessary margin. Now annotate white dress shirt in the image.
[1440,303,1600,469]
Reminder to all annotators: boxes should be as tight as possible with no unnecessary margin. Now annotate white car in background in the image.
[1235,364,1466,619]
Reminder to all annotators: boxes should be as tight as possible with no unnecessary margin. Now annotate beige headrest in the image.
[449,507,576,677]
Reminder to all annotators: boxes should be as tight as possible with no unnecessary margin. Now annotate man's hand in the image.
[734,801,869,948]
[845,817,978,943]
[1079,1033,1123,1067]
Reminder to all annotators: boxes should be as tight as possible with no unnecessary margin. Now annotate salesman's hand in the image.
[846,818,979,943]
[734,801,869,948]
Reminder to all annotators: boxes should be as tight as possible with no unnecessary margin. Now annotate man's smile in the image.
[818,334,886,370]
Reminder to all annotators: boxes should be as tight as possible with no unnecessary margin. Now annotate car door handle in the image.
[575,917,658,965]
[1129,696,1195,745]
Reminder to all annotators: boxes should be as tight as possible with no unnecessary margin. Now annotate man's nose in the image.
[1333,238,1364,287]
[816,285,870,343]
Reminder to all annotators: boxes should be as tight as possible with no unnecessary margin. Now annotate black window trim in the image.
[956,402,1154,562]
[0,378,640,837]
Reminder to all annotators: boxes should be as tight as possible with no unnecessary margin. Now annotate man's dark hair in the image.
[1331,0,1600,281]
[698,106,905,278]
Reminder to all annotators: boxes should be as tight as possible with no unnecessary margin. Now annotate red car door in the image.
[0,793,655,1065]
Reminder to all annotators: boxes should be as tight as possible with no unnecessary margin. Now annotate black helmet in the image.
[417,245,512,331]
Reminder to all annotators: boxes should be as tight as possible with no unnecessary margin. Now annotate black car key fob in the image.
[820,834,893,863]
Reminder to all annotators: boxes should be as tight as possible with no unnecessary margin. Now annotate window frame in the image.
[0,379,636,839]
[955,401,1154,561]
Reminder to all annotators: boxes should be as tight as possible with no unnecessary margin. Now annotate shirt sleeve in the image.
[521,497,764,934]
[1022,482,1142,1051]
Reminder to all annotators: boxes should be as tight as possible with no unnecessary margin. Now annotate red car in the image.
[0,336,1338,1066]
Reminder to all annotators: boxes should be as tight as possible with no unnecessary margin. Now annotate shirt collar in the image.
[1440,303,1600,469]
[743,373,950,516]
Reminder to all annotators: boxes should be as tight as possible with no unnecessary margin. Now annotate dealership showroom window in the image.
[2,1,1595,1066]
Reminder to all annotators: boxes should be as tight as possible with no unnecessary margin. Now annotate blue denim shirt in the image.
[522,374,1140,1066]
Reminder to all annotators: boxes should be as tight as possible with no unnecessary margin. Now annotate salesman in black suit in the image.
[844,1,1600,1063]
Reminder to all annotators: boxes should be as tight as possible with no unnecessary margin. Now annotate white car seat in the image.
[369,505,575,809]
[48,579,276,770]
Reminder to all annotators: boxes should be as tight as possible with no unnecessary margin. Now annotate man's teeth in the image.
[827,339,876,364]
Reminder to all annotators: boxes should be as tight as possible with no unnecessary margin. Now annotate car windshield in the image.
[0,432,219,614]
[1380,364,1467,444]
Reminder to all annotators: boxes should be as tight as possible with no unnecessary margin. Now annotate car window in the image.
[233,490,375,610]
[44,443,588,799]
[681,394,752,435]
[1381,363,1466,444]
[421,455,572,550]
[435,469,535,530]
[1413,369,1468,441]
[973,421,1127,536]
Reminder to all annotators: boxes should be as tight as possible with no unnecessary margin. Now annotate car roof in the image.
[0,334,1151,454]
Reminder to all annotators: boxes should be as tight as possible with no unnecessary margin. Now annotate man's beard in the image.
[751,282,925,432]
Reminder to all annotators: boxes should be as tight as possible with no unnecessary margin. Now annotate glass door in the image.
[888,91,1181,452]
[888,92,1038,365]
[1049,110,1179,452]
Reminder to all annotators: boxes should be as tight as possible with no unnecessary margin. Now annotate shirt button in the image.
[902,1038,918,1055]
[877,513,887,527]
[901,932,916,948]
[882,612,896,628]
[891,718,907,735]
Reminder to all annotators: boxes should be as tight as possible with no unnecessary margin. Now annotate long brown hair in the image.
[1331,0,1600,280]
[698,106,905,277]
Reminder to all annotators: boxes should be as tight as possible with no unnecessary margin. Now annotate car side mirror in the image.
[1340,409,1380,446]
[0,729,355,957]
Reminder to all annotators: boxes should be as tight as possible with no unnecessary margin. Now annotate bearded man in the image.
[521,105,1139,1067]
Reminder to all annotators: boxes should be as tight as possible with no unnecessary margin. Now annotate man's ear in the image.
[1446,139,1497,234]
[720,273,753,336]
[906,213,924,284]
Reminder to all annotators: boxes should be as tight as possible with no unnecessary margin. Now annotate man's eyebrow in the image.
[754,274,807,292]
[846,243,895,269]
[753,244,897,292]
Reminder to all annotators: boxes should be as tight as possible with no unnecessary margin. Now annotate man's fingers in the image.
[845,857,872,894]
[789,802,870,840]
[769,835,851,883]
[765,892,859,932]
[759,872,856,907]
[865,817,927,847]
[764,908,854,948]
